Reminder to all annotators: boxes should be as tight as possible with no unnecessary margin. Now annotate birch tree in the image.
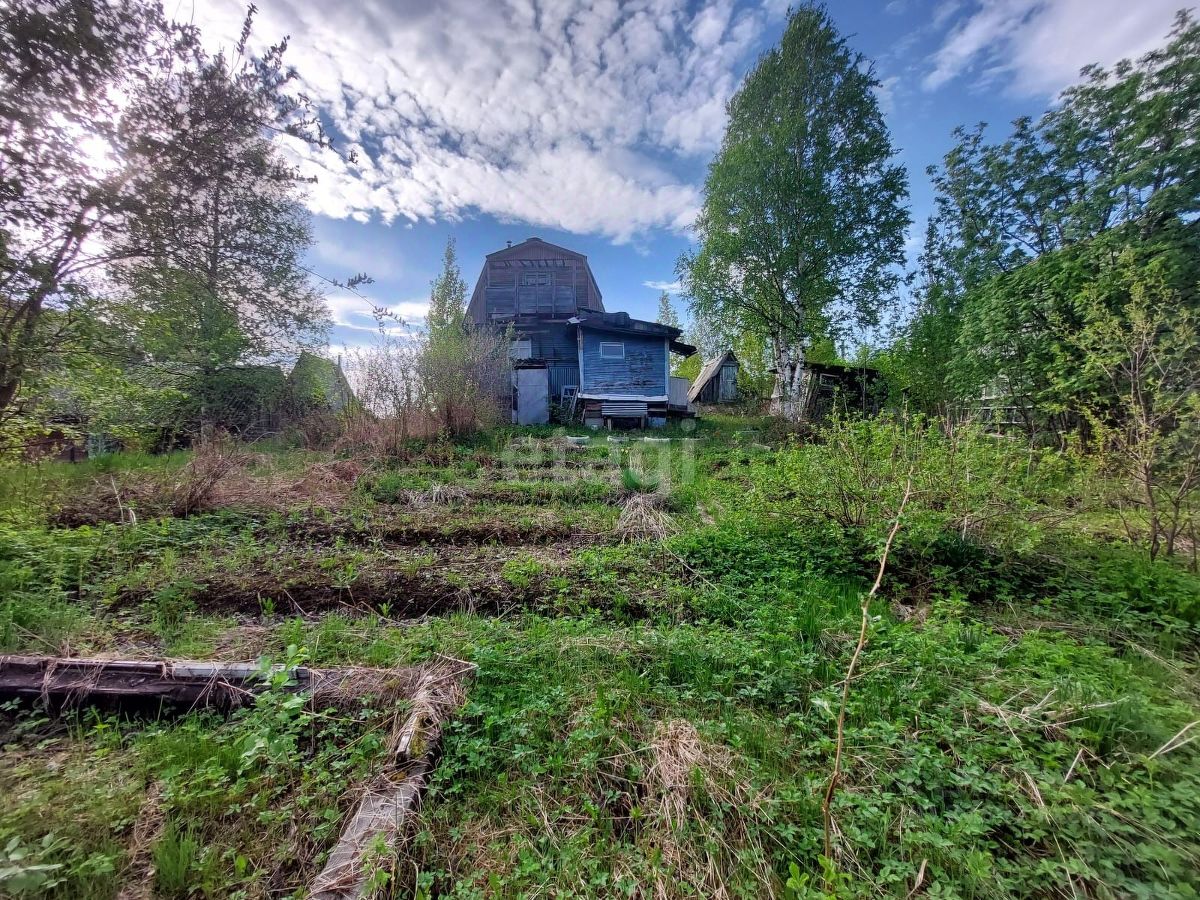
[0,0,174,422]
[678,4,908,419]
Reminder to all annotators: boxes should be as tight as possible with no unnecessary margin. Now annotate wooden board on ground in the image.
[308,661,472,900]
[0,654,424,710]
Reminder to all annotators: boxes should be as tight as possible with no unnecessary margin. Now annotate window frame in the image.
[599,341,625,360]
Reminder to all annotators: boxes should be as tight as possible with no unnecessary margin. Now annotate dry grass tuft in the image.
[398,484,470,508]
[115,781,165,900]
[616,493,675,543]
[648,718,711,829]
[639,718,773,900]
[209,454,365,512]
[548,436,590,452]
[168,439,249,516]
[309,665,427,712]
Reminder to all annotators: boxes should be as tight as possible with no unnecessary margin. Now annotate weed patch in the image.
[3,422,1199,897]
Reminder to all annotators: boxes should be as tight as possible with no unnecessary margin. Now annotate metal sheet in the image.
[515,368,550,425]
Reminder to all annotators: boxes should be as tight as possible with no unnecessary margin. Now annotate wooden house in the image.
[469,238,695,426]
[688,350,740,404]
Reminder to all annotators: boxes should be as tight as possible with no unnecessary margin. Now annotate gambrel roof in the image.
[467,237,605,322]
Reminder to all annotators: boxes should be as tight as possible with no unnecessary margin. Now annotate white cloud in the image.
[931,0,963,29]
[325,293,429,333]
[192,0,782,242]
[311,230,405,281]
[643,279,682,292]
[874,74,900,116]
[923,0,1181,95]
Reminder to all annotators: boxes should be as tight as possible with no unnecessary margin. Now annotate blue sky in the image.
[192,0,1185,349]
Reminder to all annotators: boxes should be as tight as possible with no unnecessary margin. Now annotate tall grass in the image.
[0,451,191,524]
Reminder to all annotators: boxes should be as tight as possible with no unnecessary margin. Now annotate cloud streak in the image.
[325,293,430,332]
[923,0,1181,95]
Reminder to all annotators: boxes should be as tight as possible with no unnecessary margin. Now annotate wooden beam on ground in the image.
[0,655,423,711]
[308,661,473,900]
[1,653,469,898]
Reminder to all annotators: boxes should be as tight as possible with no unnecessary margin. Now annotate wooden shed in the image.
[688,350,739,404]
[769,361,886,419]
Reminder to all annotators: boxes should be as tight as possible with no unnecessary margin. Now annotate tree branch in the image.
[822,470,915,869]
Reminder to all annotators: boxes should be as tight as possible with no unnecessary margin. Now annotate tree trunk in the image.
[0,215,89,422]
[1143,459,1162,560]
[1,278,60,422]
[770,340,809,421]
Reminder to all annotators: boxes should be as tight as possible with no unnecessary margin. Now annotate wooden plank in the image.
[308,663,471,900]
[0,655,423,711]
[0,655,297,708]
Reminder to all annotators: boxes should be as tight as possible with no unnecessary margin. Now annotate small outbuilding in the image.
[769,361,886,419]
[688,350,740,404]
[286,351,356,414]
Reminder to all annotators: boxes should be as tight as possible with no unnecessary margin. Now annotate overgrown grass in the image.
[2,418,1198,898]
[0,451,192,526]
[0,652,406,897]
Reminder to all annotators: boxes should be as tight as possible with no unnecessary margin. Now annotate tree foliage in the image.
[0,0,177,421]
[932,10,1199,274]
[1,1,329,436]
[420,238,510,436]
[655,291,680,331]
[900,11,1200,419]
[116,26,330,374]
[949,222,1200,426]
[1069,241,1200,560]
[678,4,908,417]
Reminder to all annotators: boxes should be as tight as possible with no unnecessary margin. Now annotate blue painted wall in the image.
[579,330,667,397]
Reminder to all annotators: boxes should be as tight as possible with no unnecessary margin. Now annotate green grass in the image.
[1,652,406,898]
[153,820,209,898]
[1,418,1198,898]
[0,451,192,525]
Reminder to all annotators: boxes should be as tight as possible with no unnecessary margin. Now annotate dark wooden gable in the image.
[467,238,605,324]
[689,350,740,404]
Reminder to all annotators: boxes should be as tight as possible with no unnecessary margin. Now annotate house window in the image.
[520,272,551,286]
[510,339,532,360]
[599,341,624,359]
